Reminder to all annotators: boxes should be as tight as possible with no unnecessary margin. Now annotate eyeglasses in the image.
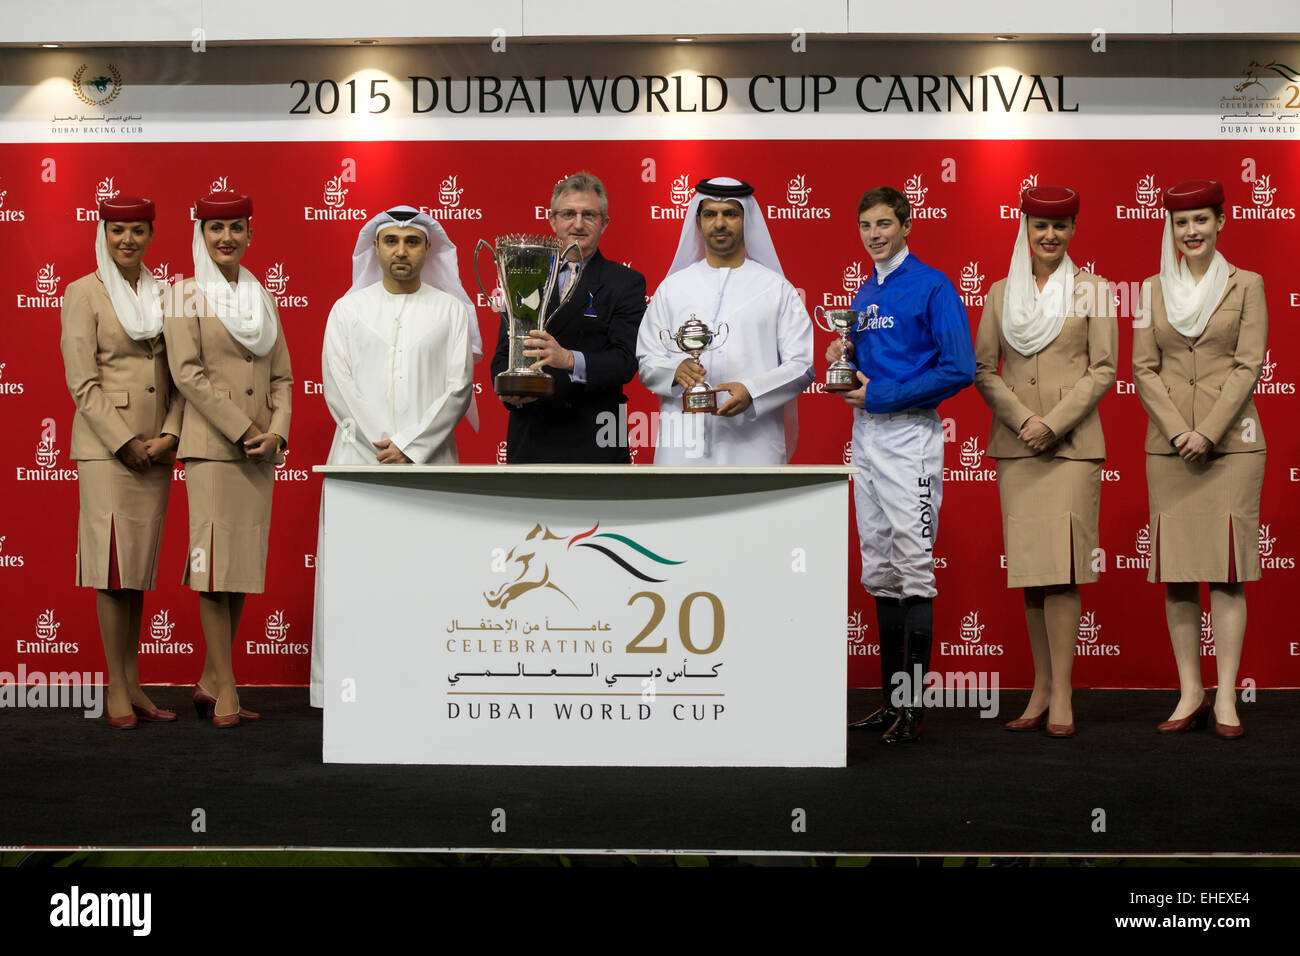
[552,209,605,223]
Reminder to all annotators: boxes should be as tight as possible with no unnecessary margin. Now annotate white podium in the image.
[316,465,854,767]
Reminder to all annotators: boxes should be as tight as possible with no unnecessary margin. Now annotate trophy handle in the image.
[473,239,498,312]
[707,321,730,352]
[540,240,584,331]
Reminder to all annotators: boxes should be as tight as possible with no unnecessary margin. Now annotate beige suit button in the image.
[245,355,253,363]
[146,385,155,393]
[246,388,254,395]
[1188,378,1195,385]
[1187,345,1194,352]
[1028,377,1036,385]
[145,352,154,359]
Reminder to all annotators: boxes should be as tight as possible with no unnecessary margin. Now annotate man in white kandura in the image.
[636,177,814,464]
[310,205,480,707]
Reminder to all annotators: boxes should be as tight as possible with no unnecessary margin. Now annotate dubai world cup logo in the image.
[841,261,865,292]
[36,264,60,296]
[1077,611,1101,643]
[438,175,464,208]
[959,611,985,643]
[323,176,348,209]
[903,174,928,209]
[958,436,983,469]
[95,177,119,205]
[786,174,812,207]
[73,63,123,107]
[1135,524,1151,557]
[1252,175,1278,208]
[265,610,291,642]
[149,609,176,642]
[670,174,694,207]
[1136,174,1161,208]
[959,261,984,295]
[264,263,290,296]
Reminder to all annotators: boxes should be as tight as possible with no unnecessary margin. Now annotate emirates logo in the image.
[841,261,865,292]
[958,436,983,469]
[959,611,986,643]
[1135,524,1151,557]
[1252,175,1278,208]
[265,610,291,642]
[210,176,230,193]
[847,610,869,643]
[1260,349,1277,383]
[149,609,176,641]
[36,264,60,296]
[1136,174,1160,208]
[1077,611,1101,643]
[1019,174,1039,193]
[903,173,928,208]
[95,177,119,205]
[669,175,694,207]
[35,434,58,469]
[785,174,812,207]
[1200,611,1214,644]
[323,176,348,209]
[35,609,60,641]
[438,175,464,208]
[264,263,290,296]
[959,261,984,295]
[1258,524,1276,558]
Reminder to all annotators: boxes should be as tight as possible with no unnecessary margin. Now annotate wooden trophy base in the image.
[495,370,555,398]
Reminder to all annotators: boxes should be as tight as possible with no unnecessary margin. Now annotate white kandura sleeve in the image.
[739,280,815,422]
[636,289,683,400]
[322,300,387,462]
[389,303,474,462]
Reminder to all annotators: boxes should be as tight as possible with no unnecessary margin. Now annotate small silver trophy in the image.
[474,234,582,397]
[660,315,730,413]
[813,306,866,392]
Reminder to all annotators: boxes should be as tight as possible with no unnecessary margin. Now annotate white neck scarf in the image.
[191,222,278,357]
[874,245,910,285]
[1159,216,1229,339]
[94,223,163,341]
[1001,217,1074,357]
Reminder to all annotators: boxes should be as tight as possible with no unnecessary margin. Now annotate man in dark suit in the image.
[491,172,646,462]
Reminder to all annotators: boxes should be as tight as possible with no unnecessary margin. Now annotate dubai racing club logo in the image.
[484,523,685,610]
[1116,174,1165,220]
[73,63,123,107]
[959,261,985,307]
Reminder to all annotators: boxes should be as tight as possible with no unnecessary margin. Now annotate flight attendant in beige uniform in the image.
[61,195,183,729]
[974,185,1116,738]
[165,190,292,728]
[1133,179,1265,740]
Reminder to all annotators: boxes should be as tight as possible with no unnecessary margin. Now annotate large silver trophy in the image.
[660,314,730,413]
[813,306,866,392]
[474,234,582,397]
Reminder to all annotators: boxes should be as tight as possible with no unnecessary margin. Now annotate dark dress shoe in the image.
[848,705,899,731]
[881,708,922,744]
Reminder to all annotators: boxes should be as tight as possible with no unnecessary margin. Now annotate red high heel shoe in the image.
[1004,711,1047,731]
[132,704,177,722]
[106,712,138,730]
[1157,696,1211,733]
[193,685,261,720]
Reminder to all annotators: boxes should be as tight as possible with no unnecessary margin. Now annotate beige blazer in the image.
[163,277,292,462]
[974,268,1117,460]
[60,273,184,461]
[1133,266,1266,455]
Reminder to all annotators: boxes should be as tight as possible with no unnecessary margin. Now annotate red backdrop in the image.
[2,139,1297,689]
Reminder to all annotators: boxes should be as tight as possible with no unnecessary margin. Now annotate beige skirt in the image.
[1146,451,1265,583]
[75,458,172,590]
[996,456,1101,588]
[181,458,275,593]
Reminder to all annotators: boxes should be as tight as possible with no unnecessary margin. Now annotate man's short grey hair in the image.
[551,172,609,217]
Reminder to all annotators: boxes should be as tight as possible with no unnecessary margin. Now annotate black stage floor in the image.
[3,689,1296,855]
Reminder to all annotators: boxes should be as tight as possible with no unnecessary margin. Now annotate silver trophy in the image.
[660,315,730,413]
[813,306,866,392]
[474,234,582,397]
